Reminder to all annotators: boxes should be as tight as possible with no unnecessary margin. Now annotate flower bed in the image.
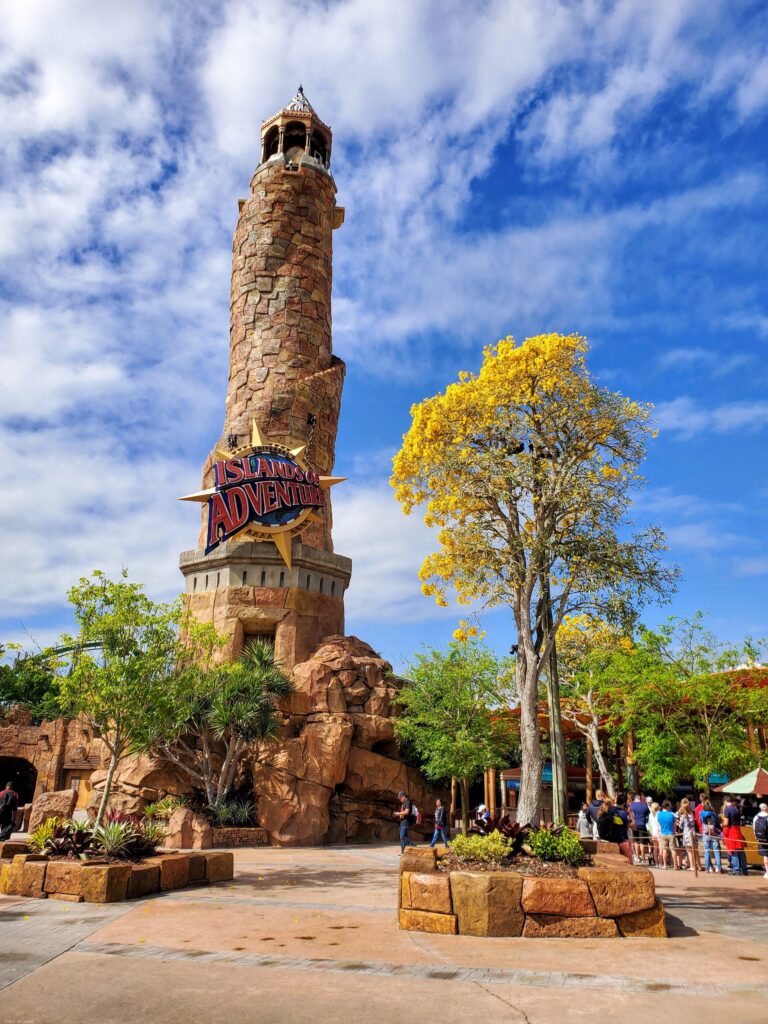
[399,846,667,938]
[0,844,233,903]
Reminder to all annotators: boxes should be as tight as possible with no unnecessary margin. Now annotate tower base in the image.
[180,540,351,668]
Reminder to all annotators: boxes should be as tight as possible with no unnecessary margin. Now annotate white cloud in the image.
[735,557,768,577]
[656,398,768,439]
[333,483,453,624]
[664,522,743,553]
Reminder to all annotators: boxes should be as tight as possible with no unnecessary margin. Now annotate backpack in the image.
[411,805,422,826]
[755,815,768,841]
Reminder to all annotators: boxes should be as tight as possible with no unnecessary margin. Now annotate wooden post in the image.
[450,777,457,826]
[585,735,594,803]
[483,770,490,809]
[489,768,497,816]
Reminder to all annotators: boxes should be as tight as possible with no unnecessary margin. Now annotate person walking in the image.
[611,793,632,861]
[700,799,723,873]
[752,802,768,879]
[394,791,417,853]
[0,782,19,842]
[430,798,449,848]
[656,800,676,869]
[722,796,748,876]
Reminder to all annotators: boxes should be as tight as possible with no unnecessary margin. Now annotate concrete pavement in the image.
[1,845,767,1023]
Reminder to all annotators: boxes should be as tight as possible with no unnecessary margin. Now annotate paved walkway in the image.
[1,846,767,1023]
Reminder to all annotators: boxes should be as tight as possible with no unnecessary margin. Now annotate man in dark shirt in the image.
[629,792,650,863]
[394,791,417,853]
[0,782,19,841]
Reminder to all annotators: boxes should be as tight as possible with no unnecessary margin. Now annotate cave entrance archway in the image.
[0,757,38,804]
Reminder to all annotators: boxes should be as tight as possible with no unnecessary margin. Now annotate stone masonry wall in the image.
[198,159,345,553]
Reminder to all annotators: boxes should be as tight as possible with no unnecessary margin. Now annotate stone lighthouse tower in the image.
[179,87,351,668]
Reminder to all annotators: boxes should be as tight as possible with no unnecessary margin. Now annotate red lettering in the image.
[228,486,249,530]
[224,458,245,483]
[274,481,292,508]
[207,492,235,548]
[262,481,278,513]
[213,461,228,488]
[242,482,264,517]
[241,455,258,480]
[305,469,319,485]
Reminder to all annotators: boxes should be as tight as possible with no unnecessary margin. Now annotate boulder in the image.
[204,851,234,882]
[521,877,596,917]
[407,872,452,914]
[163,808,212,850]
[2,854,48,898]
[616,900,668,937]
[44,861,82,897]
[399,848,437,874]
[523,914,619,938]
[398,908,457,934]
[579,866,657,917]
[450,871,524,937]
[28,790,77,832]
[127,864,160,899]
[251,765,331,846]
[80,863,131,903]
[146,854,190,892]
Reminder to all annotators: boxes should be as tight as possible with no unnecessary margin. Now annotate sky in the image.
[1,0,767,673]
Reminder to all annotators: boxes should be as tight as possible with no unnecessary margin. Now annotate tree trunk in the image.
[590,723,616,800]
[96,746,120,826]
[450,777,457,827]
[516,660,542,826]
[460,777,470,834]
[585,734,594,802]
[541,576,567,824]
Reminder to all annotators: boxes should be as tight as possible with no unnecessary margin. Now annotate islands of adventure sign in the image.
[179,418,344,568]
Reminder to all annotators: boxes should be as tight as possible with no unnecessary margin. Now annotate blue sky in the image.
[1,0,767,672]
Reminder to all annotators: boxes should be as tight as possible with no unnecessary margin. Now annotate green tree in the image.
[56,570,193,824]
[392,334,677,824]
[0,645,61,723]
[148,638,293,808]
[395,639,514,834]
[618,618,768,791]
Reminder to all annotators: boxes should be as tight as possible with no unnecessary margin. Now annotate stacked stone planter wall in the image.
[211,827,270,847]
[398,847,667,939]
[0,844,233,903]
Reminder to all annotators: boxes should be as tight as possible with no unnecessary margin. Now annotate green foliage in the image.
[143,795,187,820]
[90,818,162,860]
[55,570,214,824]
[396,639,514,786]
[0,646,62,723]
[149,637,293,806]
[28,818,60,852]
[566,614,768,790]
[43,820,95,859]
[209,797,255,827]
[450,831,514,864]
[526,826,586,864]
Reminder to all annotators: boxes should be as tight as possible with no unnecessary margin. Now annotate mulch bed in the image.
[438,853,591,878]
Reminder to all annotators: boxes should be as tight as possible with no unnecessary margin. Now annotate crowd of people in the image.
[577,790,768,877]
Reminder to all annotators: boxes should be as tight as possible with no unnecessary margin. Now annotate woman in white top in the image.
[647,802,661,867]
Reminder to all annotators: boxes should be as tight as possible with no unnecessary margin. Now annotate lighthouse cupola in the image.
[260,85,332,172]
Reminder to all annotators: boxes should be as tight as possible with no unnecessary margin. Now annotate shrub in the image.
[449,831,514,864]
[28,817,60,852]
[209,797,254,827]
[44,820,95,859]
[470,814,530,853]
[90,818,163,861]
[526,826,586,865]
[143,795,186,821]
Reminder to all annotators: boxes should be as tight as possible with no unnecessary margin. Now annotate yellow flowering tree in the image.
[391,333,677,824]
[557,614,635,799]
